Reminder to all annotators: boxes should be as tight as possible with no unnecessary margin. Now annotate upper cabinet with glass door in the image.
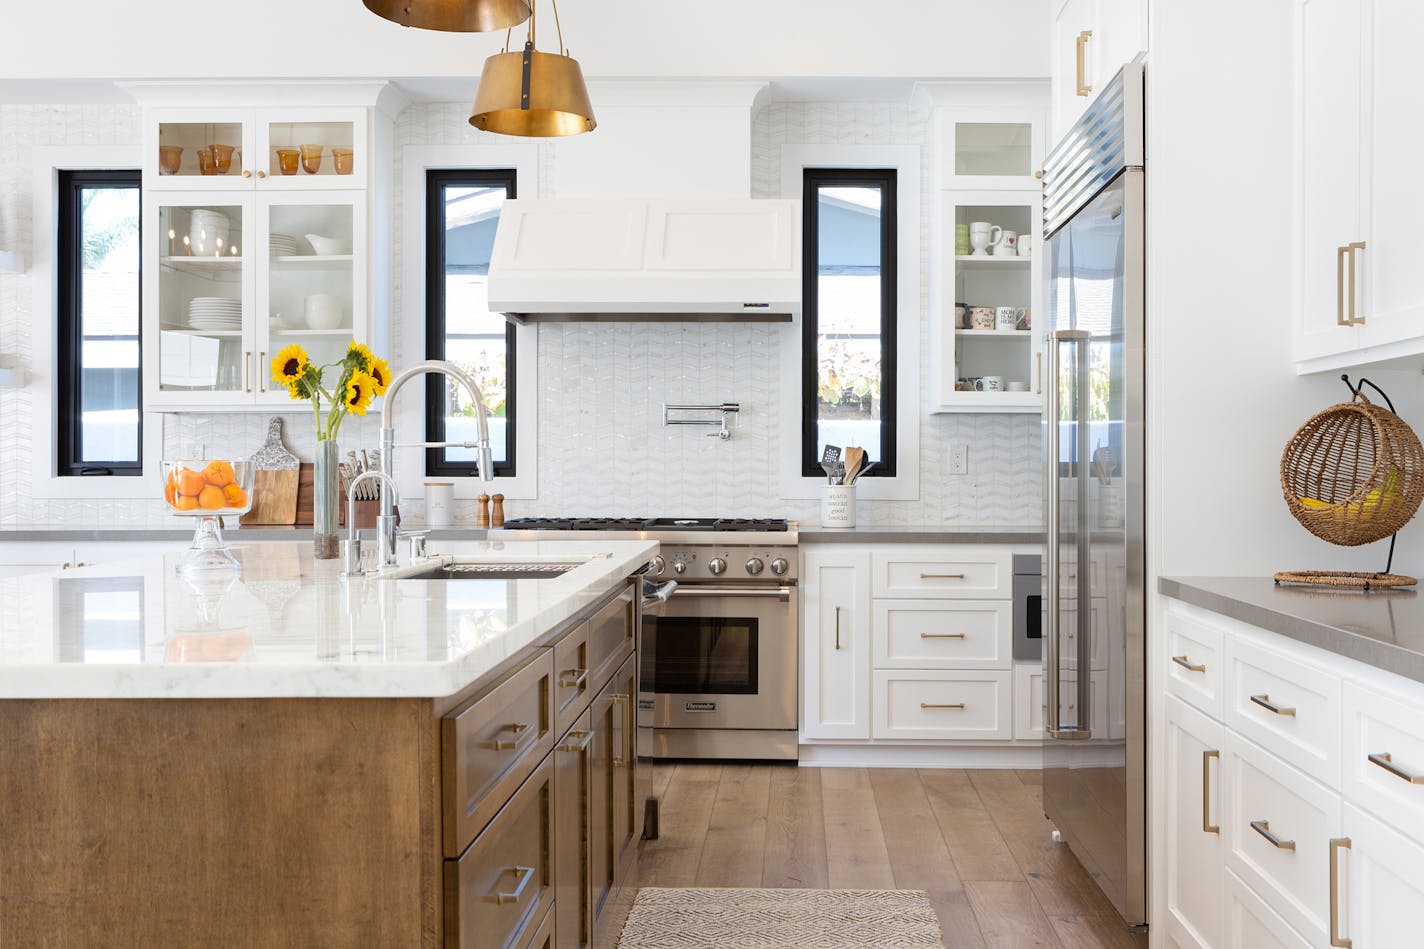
[145,107,367,191]
[936,108,1047,191]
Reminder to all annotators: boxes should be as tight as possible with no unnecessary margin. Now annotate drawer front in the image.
[585,587,635,699]
[1225,634,1340,787]
[553,618,592,735]
[873,599,1010,669]
[871,548,1011,599]
[1224,869,1314,949]
[445,754,555,949]
[1224,732,1341,946]
[1343,681,1424,847]
[518,889,557,949]
[443,650,556,857]
[554,709,591,949]
[1165,604,1224,719]
[872,670,1012,740]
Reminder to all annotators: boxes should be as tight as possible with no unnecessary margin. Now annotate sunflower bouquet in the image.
[271,341,392,440]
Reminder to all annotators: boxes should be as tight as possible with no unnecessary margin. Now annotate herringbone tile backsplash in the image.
[0,102,1042,529]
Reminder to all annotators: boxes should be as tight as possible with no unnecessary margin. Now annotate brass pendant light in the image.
[363,0,531,33]
[469,0,595,137]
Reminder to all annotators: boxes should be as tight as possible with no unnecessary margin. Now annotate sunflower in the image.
[368,356,392,395]
[271,345,310,386]
[345,341,375,372]
[342,371,377,416]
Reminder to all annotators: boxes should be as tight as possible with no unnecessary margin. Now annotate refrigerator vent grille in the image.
[1042,64,1144,238]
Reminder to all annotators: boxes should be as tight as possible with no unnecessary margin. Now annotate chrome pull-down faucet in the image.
[376,360,493,568]
[342,469,400,577]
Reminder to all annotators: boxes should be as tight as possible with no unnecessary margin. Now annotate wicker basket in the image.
[1280,392,1424,546]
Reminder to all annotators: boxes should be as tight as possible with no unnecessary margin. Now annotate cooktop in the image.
[500,517,790,533]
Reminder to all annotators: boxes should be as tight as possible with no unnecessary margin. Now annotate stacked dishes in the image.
[188,209,232,257]
[269,233,299,258]
[187,297,242,331]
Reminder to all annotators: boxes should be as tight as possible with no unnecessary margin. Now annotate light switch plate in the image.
[949,444,968,475]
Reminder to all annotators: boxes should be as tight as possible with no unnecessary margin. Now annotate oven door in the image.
[641,583,797,732]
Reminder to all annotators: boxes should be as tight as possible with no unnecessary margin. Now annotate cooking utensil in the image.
[843,447,865,485]
[848,461,874,484]
[821,444,842,465]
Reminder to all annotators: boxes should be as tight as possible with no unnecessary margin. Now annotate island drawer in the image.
[585,585,635,699]
[554,617,593,735]
[443,650,555,857]
[444,754,554,949]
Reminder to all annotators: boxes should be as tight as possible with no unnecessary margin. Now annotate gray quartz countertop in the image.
[1160,576,1424,685]
[799,525,1043,544]
[0,525,489,543]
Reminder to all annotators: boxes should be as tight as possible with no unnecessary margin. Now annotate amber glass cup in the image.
[211,144,235,174]
[299,144,323,174]
[332,147,353,175]
[275,148,299,175]
[158,145,183,175]
[196,147,215,176]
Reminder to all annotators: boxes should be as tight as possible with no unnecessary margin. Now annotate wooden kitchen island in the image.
[0,540,653,949]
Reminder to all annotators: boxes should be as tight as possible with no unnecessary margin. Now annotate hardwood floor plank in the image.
[638,764,722,887]
[821,768,896,889]
[964,881,1063,948]
[1048,913,1147,949]
[652,761,676,801]
[918,769,1021,882]
[762,765,830,888]
[695,764,772,887]
[928,890,990,949]
[1016,769,1043,788]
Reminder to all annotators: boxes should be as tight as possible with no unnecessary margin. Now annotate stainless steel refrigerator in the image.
[1041,63,1146,929]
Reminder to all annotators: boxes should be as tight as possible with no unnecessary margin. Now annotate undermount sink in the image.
[397,561,584,581]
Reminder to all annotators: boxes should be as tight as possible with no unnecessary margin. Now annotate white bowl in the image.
[305,233,351,256]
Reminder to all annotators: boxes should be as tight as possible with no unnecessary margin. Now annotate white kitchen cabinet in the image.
[1163,694,1225,949]
[872,669,1013,741]
[801,547,872,740]
[1049,0,1147,142]
[1223,869,1315,949]
[1338,803,1424,949]
[1293,0,1424,371]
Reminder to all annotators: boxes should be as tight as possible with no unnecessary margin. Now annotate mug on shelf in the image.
[996,306,1022,331]
[974,376,1005,392]
[821,485,856,528]
[969,306,996,330]
[1008,381,1030,392]
[994,229,1018,256]
[969,221,1002,257]
[954,224,970,257]
[1017,234,1032,258]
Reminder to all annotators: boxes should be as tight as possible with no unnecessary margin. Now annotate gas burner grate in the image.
[714,518,791,532]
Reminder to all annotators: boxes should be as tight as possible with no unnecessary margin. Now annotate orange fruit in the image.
[174,494,199,511]
[203,460,235,487]
[198,484,226,510]
[223,483,246,506]
[178,468,206,497]
[164,480,177,504]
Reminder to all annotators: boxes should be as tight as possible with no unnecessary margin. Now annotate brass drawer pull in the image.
[1250,693,1297,717]
[1202,750,1220,835]
[1331,837,1353,948]
[1172,655,1206,673]
[1368,751,1424,785]
[1250,819,1296,851]
[920,573,966,580]
[491,865,536,905]
[611,694,629,767]
[1075,30,1094,96]
[921,633,967,640]
[1337,245,1350,326]
[834,605,842,650]
[559,668,588,690]
[485,721,533,751]
[559,729,593,753]
[921,702,967,710]
[1347,241,1366,324]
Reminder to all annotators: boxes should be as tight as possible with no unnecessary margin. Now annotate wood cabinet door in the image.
[589,684,616,928]
[609,654,639,885]
[1164,695,1226,949]
[554,709,592,949]
[1294,0,1364,363]
[801,548,871,740]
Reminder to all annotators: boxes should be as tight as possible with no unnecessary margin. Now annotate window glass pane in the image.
[78,184,141,464]
[438,182,510,468]
[815,184,884,465]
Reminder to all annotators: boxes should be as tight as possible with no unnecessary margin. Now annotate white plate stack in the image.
[188,209,232,257]
[269,233,299,258]
[187,297,242,331]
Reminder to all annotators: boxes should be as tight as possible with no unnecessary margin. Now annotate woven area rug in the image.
[617,887,945,948]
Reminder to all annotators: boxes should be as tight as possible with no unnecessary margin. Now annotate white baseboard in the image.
[796,743,1045,769]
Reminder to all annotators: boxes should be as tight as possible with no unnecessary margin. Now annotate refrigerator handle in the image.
[1073,330,1094,739]
[1048,329,1093,741]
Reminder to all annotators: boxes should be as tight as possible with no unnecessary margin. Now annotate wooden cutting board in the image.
[240,417,300,526]
[294,463,317,526]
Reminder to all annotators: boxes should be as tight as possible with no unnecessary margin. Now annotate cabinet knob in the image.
[241,169,252,179]
[1034,170,1044,180]
[256,170,267,179]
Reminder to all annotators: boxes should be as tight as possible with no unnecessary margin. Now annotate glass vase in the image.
[313,439,340,559]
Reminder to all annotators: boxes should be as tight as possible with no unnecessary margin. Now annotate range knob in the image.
[673,560,687,575]
[745,557,765,575]
[708,558,727,576]
[651,555,666,576]
[770,557,790,576]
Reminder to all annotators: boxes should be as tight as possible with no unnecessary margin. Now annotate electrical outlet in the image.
[949,444,968,475]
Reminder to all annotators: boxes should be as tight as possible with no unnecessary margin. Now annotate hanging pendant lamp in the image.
[469,0,595,137]
[363,0,530,33]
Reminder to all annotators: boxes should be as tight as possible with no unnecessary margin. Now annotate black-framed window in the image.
[802,168,897,478]
[56,170,142,477]
[426,169,518,479]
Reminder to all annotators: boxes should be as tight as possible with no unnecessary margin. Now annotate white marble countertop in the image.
[0,539,657,700]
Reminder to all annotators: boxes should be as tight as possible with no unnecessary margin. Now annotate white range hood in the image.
[486,198,801,322]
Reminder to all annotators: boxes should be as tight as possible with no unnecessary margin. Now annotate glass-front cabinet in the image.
[143,190,366,409]
[144,107,367,190]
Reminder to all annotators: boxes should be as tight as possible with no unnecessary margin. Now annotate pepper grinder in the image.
[491,494,505,528]
[476,493,491,528]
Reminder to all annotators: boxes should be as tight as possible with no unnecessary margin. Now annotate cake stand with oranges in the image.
[164,459,255,575]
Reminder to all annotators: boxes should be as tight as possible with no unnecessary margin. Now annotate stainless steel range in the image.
[497,517,799,762]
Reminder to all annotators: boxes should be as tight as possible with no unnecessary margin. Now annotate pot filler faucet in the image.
[371,359,494,569]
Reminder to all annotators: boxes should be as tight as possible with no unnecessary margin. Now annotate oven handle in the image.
[640,579,678,610]
[670,586,794,600]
